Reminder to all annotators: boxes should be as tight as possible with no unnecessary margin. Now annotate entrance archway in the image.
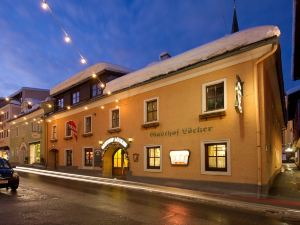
[101,137,129,177]
[112,148,129,176]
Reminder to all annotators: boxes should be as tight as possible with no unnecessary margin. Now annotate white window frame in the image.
[202,78,227,114]
[82,147,94,168]
[58,98,64,109]
[144,97,159,124]
[109,108,120,129]
[144,144,162,172]
[84,115,92,134]
[65,121,72,137]
[72,91,80,105]
[51,124,57,140]
[200,139,231,176]
[65,149,73,166]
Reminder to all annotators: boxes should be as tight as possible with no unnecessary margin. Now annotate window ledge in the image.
[82,132,93,137]
[107,128,121,133]
[64,136,73,140]
[142,122,160,129]
[50,139,58,143]
[199,111,226,120]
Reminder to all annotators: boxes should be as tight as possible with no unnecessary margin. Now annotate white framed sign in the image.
[169,150,190,166]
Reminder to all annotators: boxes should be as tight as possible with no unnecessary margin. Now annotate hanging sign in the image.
[101,137,128,150]
[235,75,243,114]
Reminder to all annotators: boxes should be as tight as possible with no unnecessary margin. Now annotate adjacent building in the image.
[9,107,46,166]
[44,26,285,194]
[0,87,49,160]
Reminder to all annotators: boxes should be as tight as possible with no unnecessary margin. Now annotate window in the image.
[29,142,41,164]
[58,98,64,109]
[91,83,102,97]
[146,146,161,170]
[202,79,226,113]
[65,122,72,137]
[32,122,41,133]
[205,143,227,171]
[16,127,19,137]
[111,109,120,128]
[84,116,92,134]
[201,140,231,175]
[66,150,72,166]
[144,98,158,123]
[84,148,93,167]
[52,125,57,139]
[72,91,80,105]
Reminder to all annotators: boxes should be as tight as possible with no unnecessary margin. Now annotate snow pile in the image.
[51,63,131,95]
[104,26,280,94]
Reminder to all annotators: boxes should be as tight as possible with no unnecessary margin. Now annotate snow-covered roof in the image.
[51,63,132,95]
[104,26,280,94]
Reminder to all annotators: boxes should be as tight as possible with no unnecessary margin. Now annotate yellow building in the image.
[45,26,285,194]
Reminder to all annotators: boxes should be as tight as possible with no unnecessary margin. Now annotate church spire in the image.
[231,0,239,33]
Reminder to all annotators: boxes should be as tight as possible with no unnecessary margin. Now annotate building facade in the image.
[45,26,285,194]
[0,87,49,160]
[9,108,46,166]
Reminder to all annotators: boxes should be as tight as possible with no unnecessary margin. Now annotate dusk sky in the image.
[0,0,297,97]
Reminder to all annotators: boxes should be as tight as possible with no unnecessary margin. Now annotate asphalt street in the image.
[0,173,298,225]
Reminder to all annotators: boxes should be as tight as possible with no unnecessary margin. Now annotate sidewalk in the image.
[15,165,300,222]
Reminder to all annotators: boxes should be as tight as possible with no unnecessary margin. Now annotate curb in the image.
[16,166,300,222]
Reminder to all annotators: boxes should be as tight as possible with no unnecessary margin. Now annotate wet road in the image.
[0,173,298,225]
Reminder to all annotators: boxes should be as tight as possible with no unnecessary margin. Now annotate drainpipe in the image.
[254,43,278,197]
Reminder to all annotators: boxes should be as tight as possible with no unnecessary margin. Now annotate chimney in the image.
[159,52,171,61]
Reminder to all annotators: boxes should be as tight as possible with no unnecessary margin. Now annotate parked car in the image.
[0,157,19,191]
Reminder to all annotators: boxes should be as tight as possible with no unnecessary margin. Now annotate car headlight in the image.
[13,171,19,178]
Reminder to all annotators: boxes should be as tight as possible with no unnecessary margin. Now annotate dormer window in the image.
[72,92,80,105]
[58,98,64,109]
[91,84,102,97]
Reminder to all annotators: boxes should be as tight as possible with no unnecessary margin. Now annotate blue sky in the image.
[0,0,298,97]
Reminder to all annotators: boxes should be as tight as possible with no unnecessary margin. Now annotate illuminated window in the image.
[72,91,80,105]
[29,142,41,164]
[202,79,227,113]
[84,148,93,167]
[84,116,92,134]
[205,143,227,171]
[146,146,161,170]
[111,109,120,128]
[144,98,159,123]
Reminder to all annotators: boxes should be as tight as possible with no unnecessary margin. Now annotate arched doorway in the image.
[101,137,129,178]
[18,143,27,164]
[112,148,129,176]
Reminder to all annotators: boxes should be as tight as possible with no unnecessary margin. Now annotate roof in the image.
[9,87,49,98]
[50,63,131,95]
[103,26,280,94]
